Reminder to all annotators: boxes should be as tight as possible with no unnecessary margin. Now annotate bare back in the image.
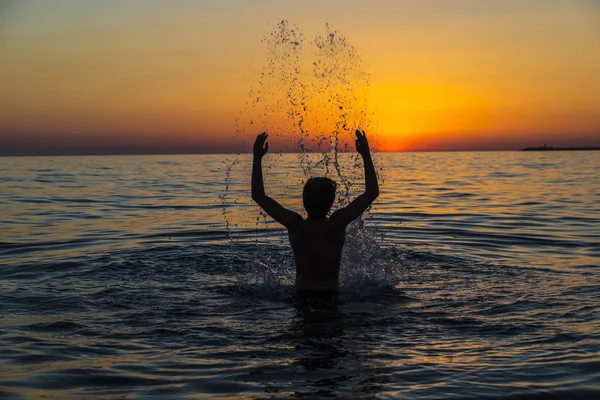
[288,218,346,293]
[251,130,379,295]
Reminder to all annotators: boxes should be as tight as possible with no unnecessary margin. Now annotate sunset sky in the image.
[1,0,599,155]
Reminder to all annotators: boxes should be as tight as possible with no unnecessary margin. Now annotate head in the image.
[302,177,337,219]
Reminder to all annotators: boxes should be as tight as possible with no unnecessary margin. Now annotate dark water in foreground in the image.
[1,152,599,399]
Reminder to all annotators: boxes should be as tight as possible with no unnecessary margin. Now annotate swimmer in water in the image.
[251,130,379,296]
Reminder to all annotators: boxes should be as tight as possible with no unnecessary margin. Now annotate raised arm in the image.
[251,132,302,229]
[331,130,379,226]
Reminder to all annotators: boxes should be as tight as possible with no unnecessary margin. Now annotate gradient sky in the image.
[1,0,599,155]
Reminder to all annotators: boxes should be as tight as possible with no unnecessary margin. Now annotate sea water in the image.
[1,20,600,399]
[1,151,599,399]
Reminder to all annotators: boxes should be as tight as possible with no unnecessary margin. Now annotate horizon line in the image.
[3,147,600,158]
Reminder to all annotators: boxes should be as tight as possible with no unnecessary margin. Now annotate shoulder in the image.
[328,210,345,226]
[286,212,305,232]
[325,212,349,232]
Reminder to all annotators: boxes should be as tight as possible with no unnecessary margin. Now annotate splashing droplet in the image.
[221,20,405,293]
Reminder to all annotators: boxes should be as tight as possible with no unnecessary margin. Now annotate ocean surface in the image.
[0,151,599,399]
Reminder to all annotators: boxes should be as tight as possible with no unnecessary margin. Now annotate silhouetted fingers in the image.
[257,133,269,144]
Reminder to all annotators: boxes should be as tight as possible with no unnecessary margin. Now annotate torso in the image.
[288,217,346,293]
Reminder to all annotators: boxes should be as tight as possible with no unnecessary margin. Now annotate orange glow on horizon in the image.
[0,1,599,155]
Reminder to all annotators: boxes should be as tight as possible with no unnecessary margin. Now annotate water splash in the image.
[222,20,406,294]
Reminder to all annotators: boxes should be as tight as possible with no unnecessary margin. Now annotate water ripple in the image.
[0,152,598,398]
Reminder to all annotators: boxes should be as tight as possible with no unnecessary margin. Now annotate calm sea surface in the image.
[0,151,599,399]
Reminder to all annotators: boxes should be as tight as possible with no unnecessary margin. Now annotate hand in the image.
[355,130,371,158]
[253,132,269,158]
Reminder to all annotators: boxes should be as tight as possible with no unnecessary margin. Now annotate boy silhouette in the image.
[251,130,379,296]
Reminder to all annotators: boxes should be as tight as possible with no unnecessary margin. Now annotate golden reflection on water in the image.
[0,152,598,397]
[1,151,597,270]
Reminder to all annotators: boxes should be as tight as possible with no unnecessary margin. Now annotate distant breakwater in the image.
[521,146,600,151]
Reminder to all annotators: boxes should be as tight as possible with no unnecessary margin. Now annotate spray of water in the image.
[222,21,406,296]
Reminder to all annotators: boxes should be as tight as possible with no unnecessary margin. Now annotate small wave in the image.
[437,192,477,198]
[487,171,522,178]
[0,238,96,257]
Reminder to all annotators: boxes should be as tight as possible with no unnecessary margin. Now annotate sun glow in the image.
[370,82,498,151]
[1,1,599,155]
